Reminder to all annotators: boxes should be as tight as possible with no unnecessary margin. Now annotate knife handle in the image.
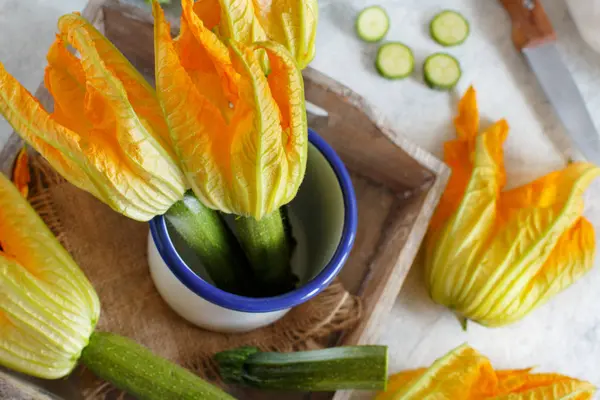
[499,0,556,50]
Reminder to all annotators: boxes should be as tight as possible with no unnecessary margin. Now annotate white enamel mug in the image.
[147,129,357,333]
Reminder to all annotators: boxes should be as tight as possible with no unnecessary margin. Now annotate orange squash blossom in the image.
[376,344,595,399]
[0,14,186,221]
[11,146,30,198]
[0,172,100,379]
[424,87,600,327]
[153,0,307,219]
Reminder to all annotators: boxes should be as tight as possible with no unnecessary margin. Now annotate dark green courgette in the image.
[165,191,255,296]
[234,208,297,296]
[215,346,388,391]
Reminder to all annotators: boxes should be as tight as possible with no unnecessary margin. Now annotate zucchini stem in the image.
[165,191,254,296]
[80,332,235,400]
[215,346,389,391]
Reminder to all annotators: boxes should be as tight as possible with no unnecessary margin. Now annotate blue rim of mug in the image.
[149,129,357,313]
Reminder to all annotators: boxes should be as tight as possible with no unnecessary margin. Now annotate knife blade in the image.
[500,0,600,164]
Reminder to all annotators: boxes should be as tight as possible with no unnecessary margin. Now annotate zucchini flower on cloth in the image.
[192,0,318,69]
[425,87,600,327]
[0,173,235,399]
[154,0,307,219]
[0,172,100,379]
[0,13,186,221]
[375,344,596,399]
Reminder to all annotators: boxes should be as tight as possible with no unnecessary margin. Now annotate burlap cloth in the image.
[2,155,362,399]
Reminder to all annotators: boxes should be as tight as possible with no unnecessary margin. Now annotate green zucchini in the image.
[423,52,461,90]
[80,332,234,400]
[430,10,469,47]
[234,208,297,296]
[356,6,389,42]
[165,191,255,296]
[215,345,388,391]
[376,42,415,80]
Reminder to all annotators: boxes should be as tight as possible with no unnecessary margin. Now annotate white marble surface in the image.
[2,0,600,395]
[310,0,600,392]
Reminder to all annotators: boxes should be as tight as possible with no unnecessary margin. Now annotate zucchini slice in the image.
[375,42,414,80]
[430,10,470,47]
[423,52,461,90]
[356,6,389,42]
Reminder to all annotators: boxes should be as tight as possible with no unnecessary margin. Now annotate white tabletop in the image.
[2,0,600,393]
[311,0,600,390]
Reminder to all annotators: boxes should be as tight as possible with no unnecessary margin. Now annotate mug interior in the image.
[167,142,346,287]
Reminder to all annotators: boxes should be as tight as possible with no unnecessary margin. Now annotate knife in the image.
[500,0,600,164]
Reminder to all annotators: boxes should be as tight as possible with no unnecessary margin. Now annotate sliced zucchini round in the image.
[375,42,414,80]
[356,6,390,43]
[430,10,469,47]
[423,53,461,90]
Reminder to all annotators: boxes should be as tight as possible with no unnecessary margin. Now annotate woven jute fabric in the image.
[3,155,362,399]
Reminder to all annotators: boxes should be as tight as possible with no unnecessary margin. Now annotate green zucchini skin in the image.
[375,42,415,80]
[165,191,255,296]
[80,332,235,400]
[355,6,390,43]
[215,346,388,391]
[423,53,462,91]
[234,208,297,296]
[429,10,470,47]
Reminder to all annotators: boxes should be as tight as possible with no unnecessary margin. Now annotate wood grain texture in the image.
[499,0,556,50]
[0,1,450,399]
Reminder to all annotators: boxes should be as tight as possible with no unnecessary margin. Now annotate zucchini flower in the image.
[0,13,186,221]
[0,13,258,294]
[193,0,318,69]
[0,172,99,379]
[424,87,600,327]
[153,0,307,220]
[0,173,235,399]
[376,344,596,399]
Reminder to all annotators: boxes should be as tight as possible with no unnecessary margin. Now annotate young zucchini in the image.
[430,10,470,47]
[376,42,415,80]
[81,332,234,400]
[356,6,390,42]
[234,208,297,296]
[165,191,255,296]
[423,52,461,90]
[215,346,388,391]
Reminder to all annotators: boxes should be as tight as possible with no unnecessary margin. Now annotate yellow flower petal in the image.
[193,0,222,30]
[377,346,596,400]
[0,173,99,379]
[0,13,186,221]
[493,377,595,399]
[495,368,536,394]
[11,146,30,198]
[426,118,508,307]
[257,41,307,202]
[460,163,599,326]
[154,1,232,212]
[387,344,498,400]
[375,369,426,400]
[216,0,267,45]
[179,0,239,108]
[194,0,317,69]
[0,62,98,198]
[57,14,185,203]
[251,0,319,69]
[154,2,307,219]
[424,87,600,327]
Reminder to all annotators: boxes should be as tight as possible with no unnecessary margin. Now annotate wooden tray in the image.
[0,1,449,399]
